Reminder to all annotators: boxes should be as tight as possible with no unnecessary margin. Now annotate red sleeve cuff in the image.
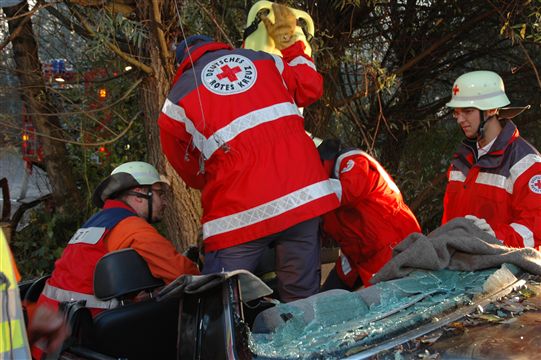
[280,41,307,60]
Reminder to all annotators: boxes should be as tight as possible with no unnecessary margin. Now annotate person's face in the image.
[452,107,480,138]
[129,183,167,222]
[149,183,167,222]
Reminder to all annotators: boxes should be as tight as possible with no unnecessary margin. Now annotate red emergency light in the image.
[21,107,43,164]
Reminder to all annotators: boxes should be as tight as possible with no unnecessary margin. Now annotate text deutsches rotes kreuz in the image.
[202,55,257,95]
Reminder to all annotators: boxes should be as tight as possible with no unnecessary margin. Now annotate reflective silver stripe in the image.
[449,170,466,182]
[509,153,541,189]
[475,172,511,194]
[340,254,352,275]
[271,54,284,74]
[329,178,342,203]
[0,288,31,359]
[204,102,302,159]
[0,344,30,360]
[68,227,107,245]
[510,222,535,247]
[272,54,289,90]
[203,180,336,238]
[42,284,119,309]
[334,150,400,193]
[473,154,541,194]
[162,100,302,160]
[452,90,506,102]
[334,150,362,178]
[288,56,316,71]
[161,98,207,153]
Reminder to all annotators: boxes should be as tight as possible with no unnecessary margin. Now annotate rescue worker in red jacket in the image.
[443,70,541,249]
[158,4,339,302]
[317,139,421,290]
[35,162,199,321]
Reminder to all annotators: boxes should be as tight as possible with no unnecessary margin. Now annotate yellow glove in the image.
[261,3,298,50]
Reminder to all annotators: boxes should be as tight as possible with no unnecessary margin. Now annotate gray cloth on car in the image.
[157,269,273,302]
[371,217,541,284]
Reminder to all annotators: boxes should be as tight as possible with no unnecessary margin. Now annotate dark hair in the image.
[317,139,341,161]
[175,35,213,65]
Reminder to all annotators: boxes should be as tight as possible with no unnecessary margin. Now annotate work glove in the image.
[183,245,199,263]
[183,245,204,270]
[261,3,298,50]
[465,215,496,238]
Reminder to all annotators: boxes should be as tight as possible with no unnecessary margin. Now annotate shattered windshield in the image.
[250,268,499,359]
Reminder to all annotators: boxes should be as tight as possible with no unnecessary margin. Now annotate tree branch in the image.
[394,9,497,75]
[0,111,139,146]
[0,2,45,51]
[71,7,154,74]
[193,0,233,46]
[151,0,171,66]
[22,77,143,117]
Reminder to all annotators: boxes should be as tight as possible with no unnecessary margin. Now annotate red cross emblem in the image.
[453,85,460,95]
[216,65,242,82]
[529,175,541,194]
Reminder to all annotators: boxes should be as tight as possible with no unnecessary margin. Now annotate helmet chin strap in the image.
[146,192,154,224]
[127,189,154,223]
[471,110,495,141]
[466,110,494,141]
[475,109,487,140]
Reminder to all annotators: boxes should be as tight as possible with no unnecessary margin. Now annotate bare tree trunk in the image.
[137,1,202,250]
[4,1,81,212]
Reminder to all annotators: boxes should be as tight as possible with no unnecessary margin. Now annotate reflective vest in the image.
[0,229,32,360]
[38,207,136,313]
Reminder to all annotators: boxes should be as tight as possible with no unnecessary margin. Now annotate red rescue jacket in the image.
[323,150,421,287]
[442,121,541,249]
[37,203,137,316]
[159,41,339,252]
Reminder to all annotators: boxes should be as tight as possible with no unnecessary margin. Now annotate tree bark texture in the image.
[137,0,202,251]
[4,1,81,212]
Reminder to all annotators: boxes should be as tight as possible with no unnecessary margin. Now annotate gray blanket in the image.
[371,218,541,284]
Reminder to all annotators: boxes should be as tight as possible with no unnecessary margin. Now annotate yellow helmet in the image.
[243,0,314,57]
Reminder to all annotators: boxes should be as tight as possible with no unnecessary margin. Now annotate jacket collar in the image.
[487,120,519,156]
[172,41,232,85]
[103,199,136,213]
[453,120,519,169]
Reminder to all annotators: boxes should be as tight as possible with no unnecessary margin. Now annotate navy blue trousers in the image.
[203,217,321,302]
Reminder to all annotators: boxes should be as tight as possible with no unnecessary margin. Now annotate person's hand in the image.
[465,215,496,237]
[27,305,70,353]
[261,3,297,50]
[133,286,163,302]
[183,245,204,270]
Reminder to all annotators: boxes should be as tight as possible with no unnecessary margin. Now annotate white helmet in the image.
[93,161,169,208]
[446,70,510,110]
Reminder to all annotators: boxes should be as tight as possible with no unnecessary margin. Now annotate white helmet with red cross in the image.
[446,70,510,110]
